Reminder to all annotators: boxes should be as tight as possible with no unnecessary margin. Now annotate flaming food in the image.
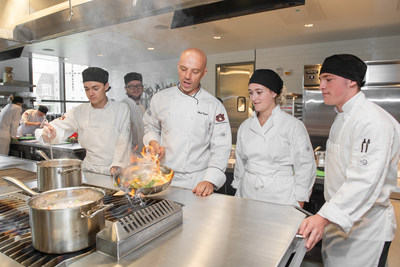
[115,146,173,196]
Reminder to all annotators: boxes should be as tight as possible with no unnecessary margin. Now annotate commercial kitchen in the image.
[1,0,400,266]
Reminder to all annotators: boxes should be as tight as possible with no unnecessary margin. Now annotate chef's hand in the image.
[193,181,214,197]
[110,166,121,175]
[149,140,165,159]
[42,122,57,143]
[298,214,330,251]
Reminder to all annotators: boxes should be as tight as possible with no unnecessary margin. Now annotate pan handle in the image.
[2,176,39,196]
[57,167,82,174]
[80,203,114,219]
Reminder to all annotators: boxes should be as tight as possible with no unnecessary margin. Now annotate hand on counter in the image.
[193,181,214,197]
[298,214,330,251]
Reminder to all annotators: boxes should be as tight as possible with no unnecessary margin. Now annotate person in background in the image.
[298,54,400,267]
[17,105,48,137]
[0,95,24,155]
[122,72,145,152]
[143,48,232,196]
[232,69,316,207]
[35,67,131,175]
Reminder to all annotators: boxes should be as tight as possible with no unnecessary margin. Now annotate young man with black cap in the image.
[298,54,400,267]
[35,67,131,175]
[17,105,48,136]
[122,72,145,152]
[232,69,316,207]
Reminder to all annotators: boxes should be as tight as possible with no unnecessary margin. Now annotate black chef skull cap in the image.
[124,72,143,85]
[11,95,23,104]
[320,54,367,87]
[37,105,48,115]
[249,69,283,94]
[82,67,108,84]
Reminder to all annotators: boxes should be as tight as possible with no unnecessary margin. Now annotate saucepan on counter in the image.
[114,162,174,195]
[2,176,113,254]
[313,146,325,168]
[36,150,82,191]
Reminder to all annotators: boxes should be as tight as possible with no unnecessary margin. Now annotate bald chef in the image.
[35,67,131,175]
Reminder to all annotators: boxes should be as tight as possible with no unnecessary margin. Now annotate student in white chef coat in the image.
[143,48,232,197]
[122,72,145,152]
[0,95,24,155]
[35,67,131,175]
[232,69,316,207]
[298,54,400,267]
[17,105,48,136]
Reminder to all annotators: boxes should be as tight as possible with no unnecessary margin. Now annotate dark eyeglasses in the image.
[126,85,143,90]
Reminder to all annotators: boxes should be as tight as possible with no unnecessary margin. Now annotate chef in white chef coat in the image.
[232,69,316,207]
[0,95,23,155]
[122,72,145,152]
[298,54,400,267]
[17,105,48,136]
[143,48,232,197]
[35,67,131,175]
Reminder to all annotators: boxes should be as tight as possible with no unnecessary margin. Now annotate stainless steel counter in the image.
[0,156,308,267]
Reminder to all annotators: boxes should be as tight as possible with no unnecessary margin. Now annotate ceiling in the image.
[16,0,400,68]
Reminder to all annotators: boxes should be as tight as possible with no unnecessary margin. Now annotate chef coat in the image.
[232,106,316,206]
[122,97,144,152]
[0,103,22,155]
[317,92,400,267]
[17,109,45,136]
[143,86,232,190]
[35,99,131,175]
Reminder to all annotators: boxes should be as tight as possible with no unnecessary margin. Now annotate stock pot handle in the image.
[81,203,114,219]
[57,167,82,175]
[2,176,39,196]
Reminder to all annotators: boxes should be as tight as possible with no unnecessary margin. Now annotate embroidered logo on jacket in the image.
[216,113,225,122]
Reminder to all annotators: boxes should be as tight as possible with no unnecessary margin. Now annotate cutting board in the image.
[0,168,36,186]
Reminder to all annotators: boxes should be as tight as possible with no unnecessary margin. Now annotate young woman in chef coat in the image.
[35,67,131,175]
[0,95,24,155]
[232,69,316,207]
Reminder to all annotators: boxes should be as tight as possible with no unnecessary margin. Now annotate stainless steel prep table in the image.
[9,139,86,160]
[0,157,308,267]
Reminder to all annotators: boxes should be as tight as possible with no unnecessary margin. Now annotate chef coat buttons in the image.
[360,159,368,165]
[221,133,225,136]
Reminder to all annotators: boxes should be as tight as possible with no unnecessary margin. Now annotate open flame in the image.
[121,146,173,197]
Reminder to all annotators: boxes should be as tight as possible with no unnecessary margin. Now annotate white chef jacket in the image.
[317,92,400,267]
[122,97,145,152]
[0,103,22,155]
[232,106,316,206]
[17,109,45,136]
[35,99,132,175]
[143,86,232,190]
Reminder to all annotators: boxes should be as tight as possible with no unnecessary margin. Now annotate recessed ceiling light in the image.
[97,54,103,57]
[64,57,69,61]
[213,36,221,40]
[42,48,54,51]
[305,24,314,28]
[148,47,155,51]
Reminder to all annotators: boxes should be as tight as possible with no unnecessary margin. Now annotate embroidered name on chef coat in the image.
[216,113,225,122]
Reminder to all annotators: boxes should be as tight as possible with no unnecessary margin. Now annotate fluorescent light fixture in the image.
[305,24,314,28]
[147,47,155,51]
[213,36,221,40]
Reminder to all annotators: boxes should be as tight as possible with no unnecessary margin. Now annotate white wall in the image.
[2,34,400,98]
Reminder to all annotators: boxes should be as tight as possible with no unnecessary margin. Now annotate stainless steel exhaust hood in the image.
[0,0,221,53]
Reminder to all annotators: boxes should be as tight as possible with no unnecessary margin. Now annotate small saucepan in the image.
[36,150,82,191]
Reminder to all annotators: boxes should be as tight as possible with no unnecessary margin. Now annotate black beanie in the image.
[38,105,48,115]
[82,67,109,84]
[249,69,283,94]
[124,72,143,85]
[320,54,367,87]
[12,95,23,104]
